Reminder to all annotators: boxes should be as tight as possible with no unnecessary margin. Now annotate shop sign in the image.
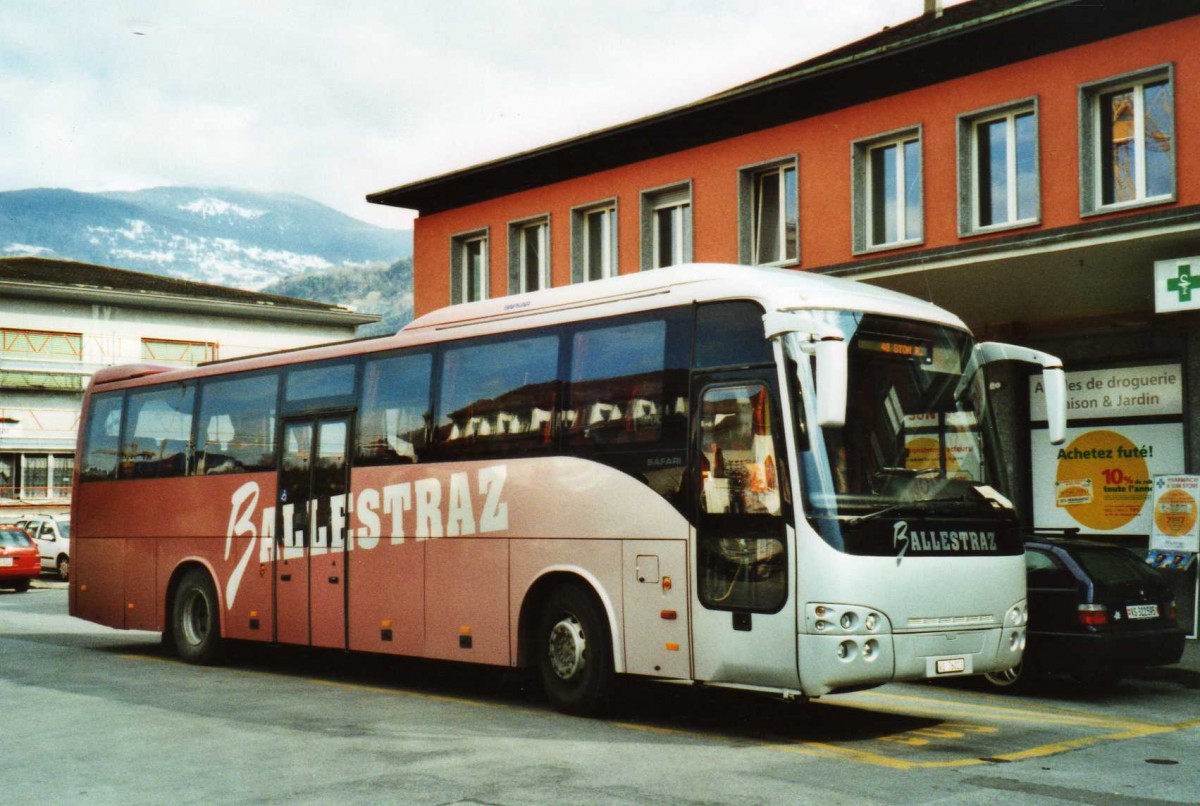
[1030,364,1185,536]
[1155,257,1200,313]
[1029,364,1182,421]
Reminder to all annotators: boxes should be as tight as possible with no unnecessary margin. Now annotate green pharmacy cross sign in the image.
[1156,258,1200,313]
[1167,263,1193,303]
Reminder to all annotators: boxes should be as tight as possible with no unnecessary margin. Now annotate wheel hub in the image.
[548,615,586,680]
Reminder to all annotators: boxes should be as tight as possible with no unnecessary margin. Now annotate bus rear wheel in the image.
[171,569,225,665]
[537,584,611,715]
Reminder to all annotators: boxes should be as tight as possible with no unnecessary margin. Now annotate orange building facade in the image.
[372,0,1200,633]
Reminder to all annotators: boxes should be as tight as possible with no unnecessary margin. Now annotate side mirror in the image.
[971,342,1067,446]
[1041,366,1067,445]
[762,311,849,429]
[813,337,848,428]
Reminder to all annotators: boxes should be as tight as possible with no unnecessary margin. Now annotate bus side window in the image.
[697,383,786,612]
[694,301,773,368]
[119,383,195,479]
[435,332,560,458]
[195,372,279,474]
[567,318,669,447]
[356,351,432,465]
[81,392,124,481]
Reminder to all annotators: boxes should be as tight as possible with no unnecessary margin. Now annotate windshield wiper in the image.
[844,496,968,528]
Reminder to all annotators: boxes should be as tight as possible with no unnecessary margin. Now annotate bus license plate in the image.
[1126,604,1159,620]
[936,658,966,674]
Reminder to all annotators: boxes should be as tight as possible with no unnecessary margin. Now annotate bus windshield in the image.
[797,311,1017,555]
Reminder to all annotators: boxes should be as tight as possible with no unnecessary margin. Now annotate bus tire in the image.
[171,569,225,665]
[537,583,612,716]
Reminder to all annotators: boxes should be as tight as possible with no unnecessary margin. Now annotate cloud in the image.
[0,1,947,229]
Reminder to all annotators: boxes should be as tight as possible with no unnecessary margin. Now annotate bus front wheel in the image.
[171,569,225,665]
[537,584,611,715]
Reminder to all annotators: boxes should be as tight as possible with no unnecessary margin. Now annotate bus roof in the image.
[404,264,965,334]
[86,264,967,393]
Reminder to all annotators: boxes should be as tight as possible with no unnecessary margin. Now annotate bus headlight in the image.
[1005,601,1028,627]
[807,604,890,635]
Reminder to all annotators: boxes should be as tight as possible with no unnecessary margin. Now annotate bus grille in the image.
[904,615,997,631]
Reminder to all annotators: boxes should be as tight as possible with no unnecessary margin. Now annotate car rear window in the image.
[0,529,33,547]
[1071,546,1160,585]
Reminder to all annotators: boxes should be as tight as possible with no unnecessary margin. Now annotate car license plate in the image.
[936,657,966,674]
[1126,604,1159,620]
[0,557,12,567]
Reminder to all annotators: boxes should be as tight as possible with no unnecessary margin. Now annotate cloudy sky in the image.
[0,1,966,230]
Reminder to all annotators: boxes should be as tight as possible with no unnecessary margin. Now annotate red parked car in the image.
[0,525,40,592]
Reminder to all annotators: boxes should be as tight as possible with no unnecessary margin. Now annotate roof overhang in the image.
[0,280,379,328]
[840,206,1200,333]
[368,0,1198,215]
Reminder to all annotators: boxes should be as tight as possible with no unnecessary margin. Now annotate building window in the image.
[508,216,550,294]
[739,158,798,266]
[641,182,692,270]
[450,228,489,304]
[853,128,922,253]
[141,338,218,366]
[958,100,1039,235]
[0,452,73,499]
[1,328,82,362]
[1080,65,1174,215]
[571,201,617,283]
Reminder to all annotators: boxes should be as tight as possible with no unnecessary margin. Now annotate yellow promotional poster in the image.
[1030,422,1184,535]
[1150,475,1200,553]
[1030,364,1185,536]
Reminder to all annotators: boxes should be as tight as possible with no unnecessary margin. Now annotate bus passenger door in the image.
[276,415,351,648]
[689,375,800,689]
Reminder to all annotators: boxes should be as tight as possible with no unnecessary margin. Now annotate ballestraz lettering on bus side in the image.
[892,520,998,560]
[223,465,509,608]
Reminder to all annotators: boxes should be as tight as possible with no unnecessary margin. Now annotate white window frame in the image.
[957,99,1040,236]
[1079,64,1175,216]
[450,228,489,304]
[852,126,923,254]
[640,182,693,270]
[739,157,799,266]
[571,200,618,283]
[508,215,551,294]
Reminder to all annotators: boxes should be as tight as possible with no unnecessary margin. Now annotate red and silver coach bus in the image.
[70,264,1066,713]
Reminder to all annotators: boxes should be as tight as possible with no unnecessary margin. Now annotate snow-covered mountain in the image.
[0,187,412,290]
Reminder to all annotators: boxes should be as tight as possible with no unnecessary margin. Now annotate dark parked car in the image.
[984,532,1186,690]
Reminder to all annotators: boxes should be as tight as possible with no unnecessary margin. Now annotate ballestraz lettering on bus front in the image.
[223,465,509,607]
[893,520,998,560]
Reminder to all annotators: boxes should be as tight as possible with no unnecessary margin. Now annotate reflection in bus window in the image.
[357,352,432,465]
[80,392,124,481]
[119,384,195,479]
[437,333,559,456]
[697,383,786,612]
[196,373,278,474]
[567,319,670,447]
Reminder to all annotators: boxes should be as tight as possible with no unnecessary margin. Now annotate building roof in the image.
[0,256,379,327]
[367,0,1197,215]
